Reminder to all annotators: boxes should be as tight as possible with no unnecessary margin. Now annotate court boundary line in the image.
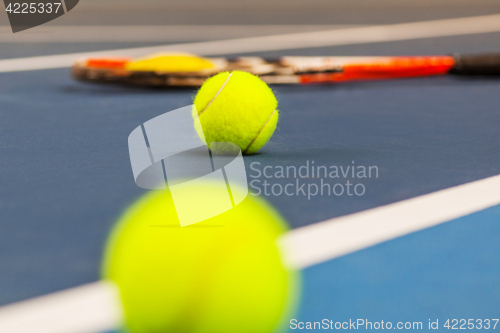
[278,174,500,269]
[0,282,122,333]
[0,14,500,73]
[0,25,360,43]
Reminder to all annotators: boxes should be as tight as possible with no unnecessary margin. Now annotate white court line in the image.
[0,175,499,333]
[0,282,122,333]
[1,14,500,73]
[279,174,500,269]
[0,25,356,43]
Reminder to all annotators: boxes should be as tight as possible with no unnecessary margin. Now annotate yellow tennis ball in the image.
[102,183,300,333]
[193,71,279,155]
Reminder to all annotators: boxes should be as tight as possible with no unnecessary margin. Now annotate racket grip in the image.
[450,54,500,76]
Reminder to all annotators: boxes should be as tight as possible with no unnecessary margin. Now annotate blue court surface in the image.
[0,1,499,332]
[296,205,500,329]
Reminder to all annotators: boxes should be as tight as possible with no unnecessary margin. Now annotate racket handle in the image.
[451,54,500,76]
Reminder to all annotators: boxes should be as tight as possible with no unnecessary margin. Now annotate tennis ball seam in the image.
[196,71,277,154]
[242,108,277,154]
[197,72,233,117]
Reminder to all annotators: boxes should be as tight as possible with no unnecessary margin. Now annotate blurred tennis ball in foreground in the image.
[102,182,300,333]
[193,71,279,155]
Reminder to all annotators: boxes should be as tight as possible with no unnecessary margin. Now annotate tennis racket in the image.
[72,53,500,87]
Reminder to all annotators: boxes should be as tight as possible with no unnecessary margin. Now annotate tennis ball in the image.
[193,71,279,155]
[102,183,299,333]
